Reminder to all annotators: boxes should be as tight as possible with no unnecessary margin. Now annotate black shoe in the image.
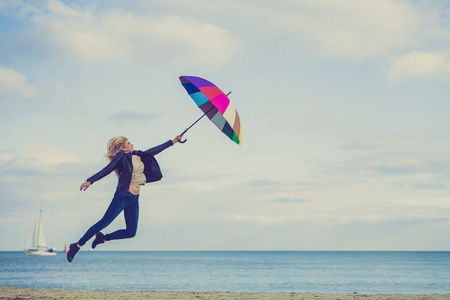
[67,243,80,263]
[92,232,106,249]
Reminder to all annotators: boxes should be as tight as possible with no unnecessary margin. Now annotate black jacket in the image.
[87,140,174,192]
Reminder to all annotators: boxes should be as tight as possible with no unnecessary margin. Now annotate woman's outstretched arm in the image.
[80,152,123,191]
[144,135,184,156]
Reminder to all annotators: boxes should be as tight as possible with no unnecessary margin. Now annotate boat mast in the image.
[37,209,41,249]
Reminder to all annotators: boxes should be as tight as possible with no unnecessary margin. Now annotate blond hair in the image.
[106,136,128,177]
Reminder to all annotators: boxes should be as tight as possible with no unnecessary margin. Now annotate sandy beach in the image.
[1,287,448,300]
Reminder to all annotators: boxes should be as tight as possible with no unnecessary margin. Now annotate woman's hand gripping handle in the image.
[80,181,91,191]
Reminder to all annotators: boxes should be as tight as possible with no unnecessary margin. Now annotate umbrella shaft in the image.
[181,106,215,135]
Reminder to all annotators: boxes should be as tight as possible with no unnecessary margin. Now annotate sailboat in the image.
[24,210,57,256]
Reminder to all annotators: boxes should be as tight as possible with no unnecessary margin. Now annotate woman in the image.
[67,135,183,262]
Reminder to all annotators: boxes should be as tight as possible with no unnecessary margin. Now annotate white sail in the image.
[37,211,47,248]
[25,222,36,249]
[24,210,56,256]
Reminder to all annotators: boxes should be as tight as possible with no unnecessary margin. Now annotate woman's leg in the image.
[105,194,139,241]
[77,192,128,246]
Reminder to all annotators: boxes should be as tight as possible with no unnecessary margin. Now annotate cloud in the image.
[0,68,40,101]
[0,143,76,180]
[330,152,450,178]
[393,198,450,210]
[110,111,159,123]
[231,214,307,224]
[231,212,450,226]
[28,0,240,68]
[272,197,306,203]
[230,213,385,225]
[263,0,423,58]
[387,52,450,80]
[246,179,280,187]
[409,182,447,190]
[170,0,425,59]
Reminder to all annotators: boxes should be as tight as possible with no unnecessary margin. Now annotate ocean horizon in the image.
[1,251,449,294]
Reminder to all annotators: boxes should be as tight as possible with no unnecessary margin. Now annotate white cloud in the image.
[263,0,423,58]
[167,0,424,59]
[0,143,76,178]
[387,52,450,80]
[30,0,240,67]
[0,68,40,101]
[231,211,450,226]
[109,111,159,124]
[231,214,307,223]
[231,213,379,225]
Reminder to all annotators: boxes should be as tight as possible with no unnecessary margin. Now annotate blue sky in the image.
[1,0,449,251]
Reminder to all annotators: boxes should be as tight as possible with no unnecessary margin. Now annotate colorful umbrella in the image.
[179,76,242,145]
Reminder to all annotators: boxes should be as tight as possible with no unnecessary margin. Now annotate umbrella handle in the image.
[178,128,189,144]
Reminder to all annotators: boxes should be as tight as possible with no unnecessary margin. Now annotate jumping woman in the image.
[67,135,183,262]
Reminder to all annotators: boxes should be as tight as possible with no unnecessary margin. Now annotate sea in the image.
[0,251,449,294]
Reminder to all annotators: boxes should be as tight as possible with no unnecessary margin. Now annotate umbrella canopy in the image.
[179,76,242,145]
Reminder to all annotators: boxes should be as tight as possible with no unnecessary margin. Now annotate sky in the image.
[1,0,449,251]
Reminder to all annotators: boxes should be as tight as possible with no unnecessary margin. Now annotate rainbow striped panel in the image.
[180,76,242,145]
